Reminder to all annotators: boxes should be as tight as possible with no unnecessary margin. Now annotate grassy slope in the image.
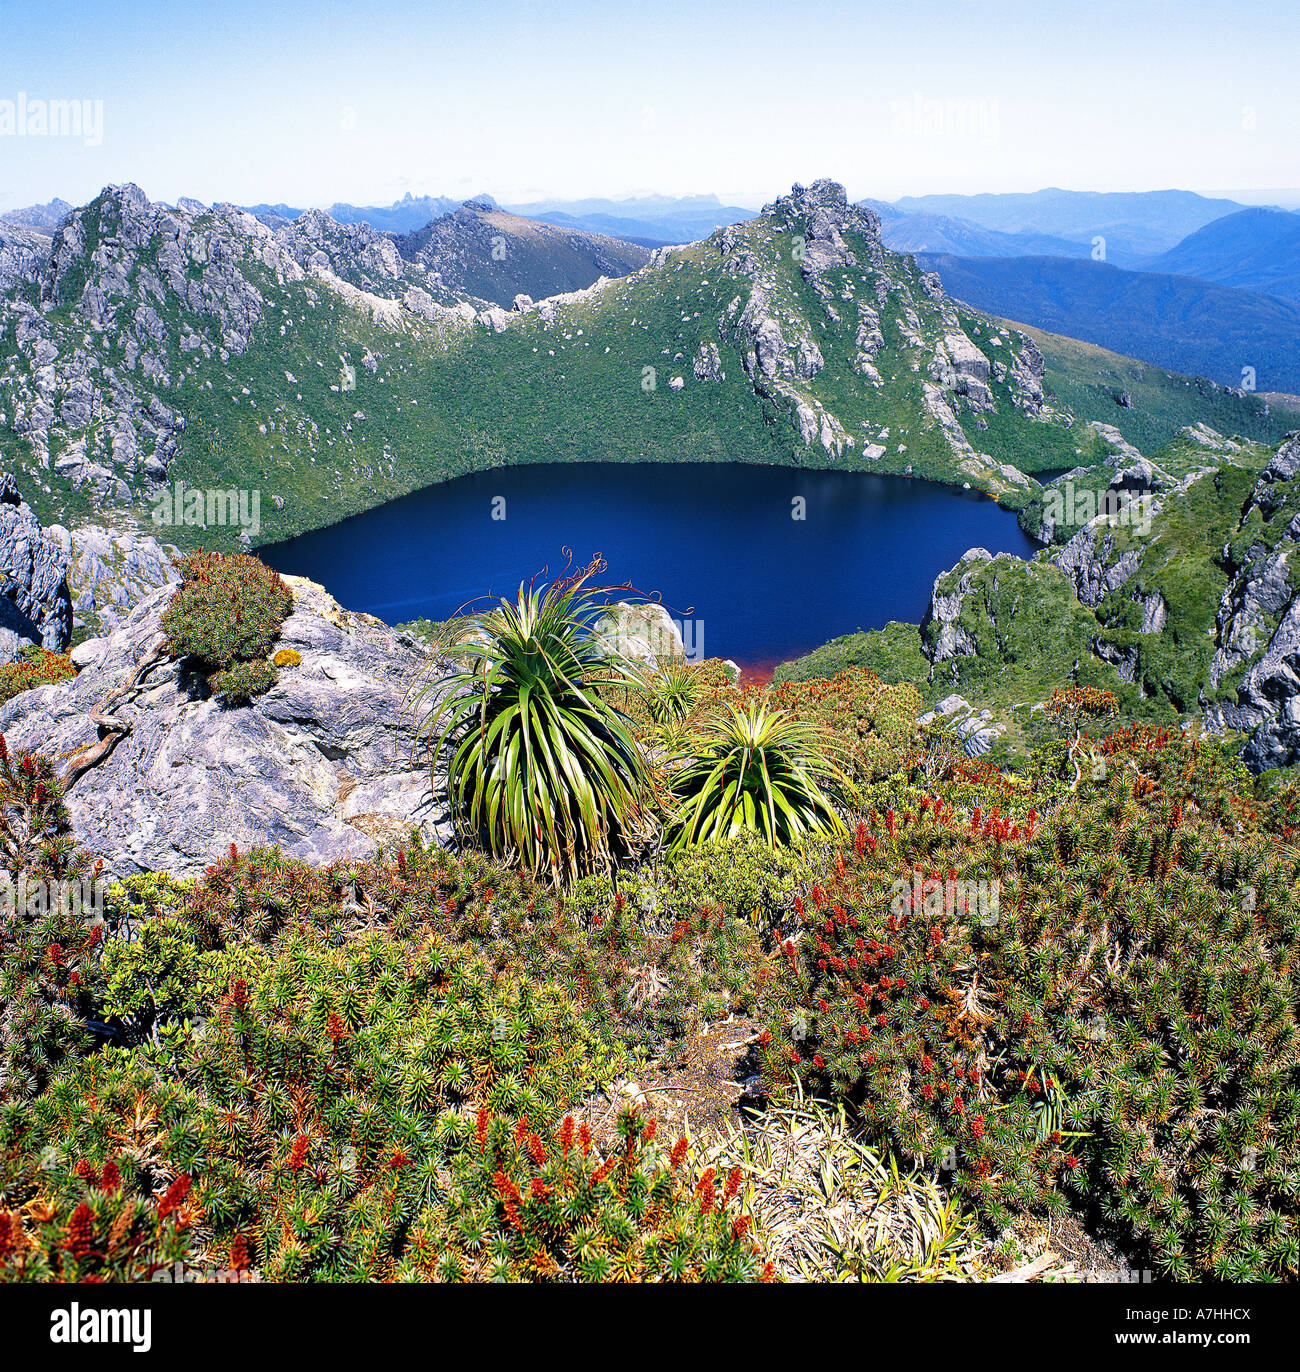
[1013,323,1290,453]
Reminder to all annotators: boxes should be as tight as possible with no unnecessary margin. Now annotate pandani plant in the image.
[408,561,660,885]
[665,699,854,850]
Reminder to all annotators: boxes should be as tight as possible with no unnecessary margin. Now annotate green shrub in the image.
[764,668,922,791]
[99,873,199,1066]
[761,725,1300,1280]
[3,933,627,1281]
[571,831,830,942]
[100,917,203,1066]
[774,620,931,690]
[160,552,292,704]
[180,839,765,1051]
[564,866,770,1035]
[209,659,277,705]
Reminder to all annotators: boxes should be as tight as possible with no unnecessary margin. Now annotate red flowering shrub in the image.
[415,1106,768,1282]
[0,740,104,1102]
[0,649,76,707]
[181,838,765,1049]
[762,726,1300,1281]
[0,1163,193,1282]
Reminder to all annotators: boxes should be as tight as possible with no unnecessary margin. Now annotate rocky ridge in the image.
[1204,433,1300,768]
[904,426,1300,770]
[0,184,506,506]
[3,179,1289,559]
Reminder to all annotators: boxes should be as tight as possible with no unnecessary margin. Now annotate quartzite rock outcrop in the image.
[0,575,453,879]
[0,472,73,660]
[1204,433,1300,768]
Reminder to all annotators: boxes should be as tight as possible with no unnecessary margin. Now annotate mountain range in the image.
[853,193,1300,400]
[0,191,760,249]
[863,201,1090,260]
[1145,207,1300,302]
[915,253,1300,395]
[0,178,1289,552]
[876,188,1253,264]
[242,193,475,235]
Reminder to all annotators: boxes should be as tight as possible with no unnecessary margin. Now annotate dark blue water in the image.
[261,463,1036,673]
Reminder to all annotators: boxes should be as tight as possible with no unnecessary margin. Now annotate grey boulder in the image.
[0,575,453,879]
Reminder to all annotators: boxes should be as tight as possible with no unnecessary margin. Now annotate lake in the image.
[261,463,1038,674]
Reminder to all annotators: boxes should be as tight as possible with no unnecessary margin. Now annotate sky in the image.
[1,0,1298,213]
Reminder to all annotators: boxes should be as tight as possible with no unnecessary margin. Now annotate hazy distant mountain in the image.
[918,252,1300,394]
[889,189,1250,264]
[1147,208,1300,302]
[859,203,1089,259]
[503,194,756,246]
[0,197,73,234]
[11,186,752,251]
[394,201,652,306]
[245,193,477,234]
[243,192,752,247]
[329,193,492,233]
[520,211,670,248]
[507,192,751,219]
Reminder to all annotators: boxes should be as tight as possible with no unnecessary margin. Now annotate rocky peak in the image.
[0,196,74,234]
[763,179,882,246]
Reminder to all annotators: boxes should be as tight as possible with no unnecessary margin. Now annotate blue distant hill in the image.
[918,252,1300,396]
[1147,208,1300,302]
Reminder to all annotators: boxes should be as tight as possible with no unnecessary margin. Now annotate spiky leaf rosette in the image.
[667,700,854,849]
[409,562,659,885]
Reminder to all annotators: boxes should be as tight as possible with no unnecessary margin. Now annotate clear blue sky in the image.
[1,0,1297,211]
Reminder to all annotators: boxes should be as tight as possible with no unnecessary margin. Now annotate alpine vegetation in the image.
[2,0,1299,1328]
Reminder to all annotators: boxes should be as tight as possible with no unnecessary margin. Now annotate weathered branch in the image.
[59,638,169,792]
